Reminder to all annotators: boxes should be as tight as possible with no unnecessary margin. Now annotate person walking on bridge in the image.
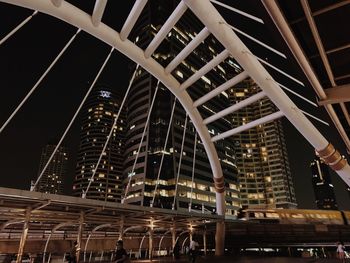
[114,240,128,263]
[336,242,346,262]
[189,238,199,263]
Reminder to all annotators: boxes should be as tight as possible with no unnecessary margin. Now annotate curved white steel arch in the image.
[83,223,114,262]
[43,221,76,263]
[183,0,350,187]
[0,0,226,215]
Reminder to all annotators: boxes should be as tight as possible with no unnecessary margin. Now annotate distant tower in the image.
[36,143,68,194]
[229,79,297,209]
[310,155,338,210]
[73,85,125,202]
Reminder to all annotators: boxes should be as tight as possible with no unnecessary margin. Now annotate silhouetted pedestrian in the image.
[189,238,199,263]
[173,242,180,260]
[114,240,128,263]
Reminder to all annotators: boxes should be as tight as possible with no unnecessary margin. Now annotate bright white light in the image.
[100,90,111,98]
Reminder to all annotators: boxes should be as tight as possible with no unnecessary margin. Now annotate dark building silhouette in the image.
[36,143,68,194]
[310,155,338,210]
[123,0,239,216]
[73,85,125,202]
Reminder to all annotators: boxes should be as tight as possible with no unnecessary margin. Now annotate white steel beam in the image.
[0,28,81,135]
[255,55,304,86]
[180,49,230,90]
[193,71,249,107]
[319,84,350,105]
[51,0,63,7]
[119,0,148,41]
[3,0,223,213]
[210,0,264,24]
[335,73,350,81]
[0,11,38,46]
[165,27,210,74]
[92,0,108,27]
[203,91,266,125]
[313,0,350,16]
[326,42,350,55]
[300,0,350,130]
[262,0,350,152]
[229,24,286,58]
[276,81,318,107]
[186,0,350,187]
[300,110,329,126]
[144,1,187,58]
[211,111,284,142]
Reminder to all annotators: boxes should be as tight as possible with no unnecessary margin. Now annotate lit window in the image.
[176,70,183,78]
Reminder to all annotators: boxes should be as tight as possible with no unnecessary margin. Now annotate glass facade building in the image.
[310,155,338,210]
[229,80,297,208]
[123,0,240,215]
[73,86,125,202]
[36,143,68,194]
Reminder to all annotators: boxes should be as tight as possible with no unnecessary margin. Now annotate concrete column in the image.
[148,229,153,261]
[215,221,225,256]
[203,231,207,255]
[16,207,31,263]
[171,227,176,249]
[119,215,125,240]
[76,211,85,262]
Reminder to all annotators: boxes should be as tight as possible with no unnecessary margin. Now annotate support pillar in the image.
[16,207,31,263]
[119,215,125,240]
[215,221,225,256]
[76,211,84,262]
[203,231,207,256]
[171,226,176,249]
[148,229,153,261]
[171,225,176,258]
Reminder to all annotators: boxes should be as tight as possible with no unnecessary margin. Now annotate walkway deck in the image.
[134,256,346,262]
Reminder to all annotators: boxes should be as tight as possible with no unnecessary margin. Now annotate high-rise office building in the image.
[36,143,68,194]
[229,80,297,208]
[310,155,338,210]
[123,0,240,216]
[73,85,125,202]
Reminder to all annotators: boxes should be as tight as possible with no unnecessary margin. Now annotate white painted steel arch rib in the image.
[183,0,350,187]
[0,0,225,215]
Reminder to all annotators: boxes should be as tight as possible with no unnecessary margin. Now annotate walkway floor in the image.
[132,256,346,262]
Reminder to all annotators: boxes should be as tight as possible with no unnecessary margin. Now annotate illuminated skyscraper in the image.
[36,143,68,194]
[123,0,240,216]
[73,85,125,202]
[229,80,297,209]
[310,155,338,210]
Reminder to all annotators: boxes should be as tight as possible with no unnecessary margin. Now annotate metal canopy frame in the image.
[1,0,350,255]
[263,0,350,153]
[0,187,219,235]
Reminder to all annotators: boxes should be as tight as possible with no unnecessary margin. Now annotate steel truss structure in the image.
[0,187,218,261]
[1,0,350,257]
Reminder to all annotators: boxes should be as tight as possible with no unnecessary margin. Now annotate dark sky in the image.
[0,1,349,209]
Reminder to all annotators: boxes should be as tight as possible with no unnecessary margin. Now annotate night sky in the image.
[0,1,349,209]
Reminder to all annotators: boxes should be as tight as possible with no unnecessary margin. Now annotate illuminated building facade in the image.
[36,143,68,194]
[229,80,297,208]
[124,0,240,215]
[73,86,125,202]
[310,155,338,210]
